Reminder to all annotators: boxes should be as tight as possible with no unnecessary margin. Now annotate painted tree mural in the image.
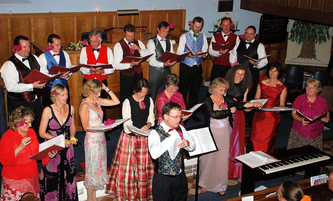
[289,20,331,61]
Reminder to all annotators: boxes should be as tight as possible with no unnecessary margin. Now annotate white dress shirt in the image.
[229,39,268,69]
[177,30,208,65]
[1,53,48,93]
[122,97,155,134]
[79,44,115,75]
[148,121,196,160]
[147,35,174,68]
[209,32,240,57]
[113,38,149,70]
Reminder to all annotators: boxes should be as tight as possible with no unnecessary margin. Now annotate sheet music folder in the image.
[185,126,218,157]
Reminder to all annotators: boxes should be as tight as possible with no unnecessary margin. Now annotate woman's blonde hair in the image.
[82,79,102,97]
[7,106,34,131]
[208,77,229,94]
[50,84,67,103]
[306,78,322,93]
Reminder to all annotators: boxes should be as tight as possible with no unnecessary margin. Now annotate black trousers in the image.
[210,64,231,84]
[179,63,202,109]
[152,171,188,201]
[7,96,44,142]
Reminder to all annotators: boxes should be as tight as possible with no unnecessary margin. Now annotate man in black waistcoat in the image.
[1,35,47,141]
[230,26,268,126]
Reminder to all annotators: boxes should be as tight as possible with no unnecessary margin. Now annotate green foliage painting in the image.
[289,20,331,61]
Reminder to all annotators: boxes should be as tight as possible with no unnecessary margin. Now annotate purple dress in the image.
[39,105,78,201]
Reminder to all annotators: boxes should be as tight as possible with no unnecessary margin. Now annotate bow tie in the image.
[193,33,199,38]
[22,58,28,62]
[160,39,167,42]
[128,42,134,45]
[168,128,176,132]
[223,33,229,37]
[92,48,100,52]
[53,53,60,56]
[246,41,252,45]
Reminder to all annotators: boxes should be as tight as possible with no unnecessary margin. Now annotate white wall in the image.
[0,0,263,37]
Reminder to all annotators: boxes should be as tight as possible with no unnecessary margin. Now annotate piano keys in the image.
[238,145,332,195]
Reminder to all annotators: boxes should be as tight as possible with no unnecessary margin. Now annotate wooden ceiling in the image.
[240,0,333,26]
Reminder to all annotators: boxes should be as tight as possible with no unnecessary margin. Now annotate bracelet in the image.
[107,88,111,93]
[70,137,77,142]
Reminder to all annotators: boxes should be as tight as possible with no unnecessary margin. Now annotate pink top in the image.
[156,91,186,124]
[292,94,329,138]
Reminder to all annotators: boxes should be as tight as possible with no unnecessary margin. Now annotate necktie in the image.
[193,33,199,38]
[22,58,28,62]
[53,53,60,56]
[92,48,100,52]
[160,39,167,42]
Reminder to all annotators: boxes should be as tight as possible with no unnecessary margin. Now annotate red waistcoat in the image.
[213,33,237,66]
[84,45,108,81]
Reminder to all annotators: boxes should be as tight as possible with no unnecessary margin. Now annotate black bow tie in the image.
[22,58,28,62]
[246,41,252,45]
[92,48,100,52]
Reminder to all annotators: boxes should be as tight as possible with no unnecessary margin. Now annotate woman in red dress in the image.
[248,62,287,153]
[225,64,252,179]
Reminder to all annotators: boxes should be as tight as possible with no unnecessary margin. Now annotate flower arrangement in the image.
[65,39,89,51]
[104,119,116,125]
[188,20,192,30]
[139,102,146,110]
[168,22,175,30]
[214,13,240,33]
[276,84,282,91]
[11,45,22,53]
[18,119,25,127]
[219,102,228,110]
[45,45,54,51]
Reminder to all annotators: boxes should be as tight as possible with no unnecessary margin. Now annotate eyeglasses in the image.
[24,121,33,125]
[167,114,183,120]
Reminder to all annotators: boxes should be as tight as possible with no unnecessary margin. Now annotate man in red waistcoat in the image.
[1,35,47,142]
[113,23,150,104]
[209,17,240,83]
[79,29,115,120]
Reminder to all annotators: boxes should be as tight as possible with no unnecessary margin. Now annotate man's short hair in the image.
[124,23,135,33]
[162,101,182,118]
[158,21,169,30]
[47,34,61,44]
[89,29,102,40]
[221,17,231,25]
[14,35,29,46]
[192,16,204,28]
[246,25,256,33]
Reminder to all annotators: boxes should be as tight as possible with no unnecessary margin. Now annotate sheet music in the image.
[187,127,217,157]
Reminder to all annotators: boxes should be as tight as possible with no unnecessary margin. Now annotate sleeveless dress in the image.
[105,95,154,201]
[228,83,246,179]
[249,81,286,153]
[80,99,107,190]
[39,105,78,201]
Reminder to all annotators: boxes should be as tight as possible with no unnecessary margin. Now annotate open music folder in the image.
[23,69,63,84]
[184,44,207,56]
[158,51,190,63]
[120,53,153,63]
[211,42,231,51]
[187,127,217,157]
[235,151,280,168]
[29,134,65,160]
[182,102,204,116]
[48,65,82,74]
[296,111,328,124]
[86,118,130,132]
